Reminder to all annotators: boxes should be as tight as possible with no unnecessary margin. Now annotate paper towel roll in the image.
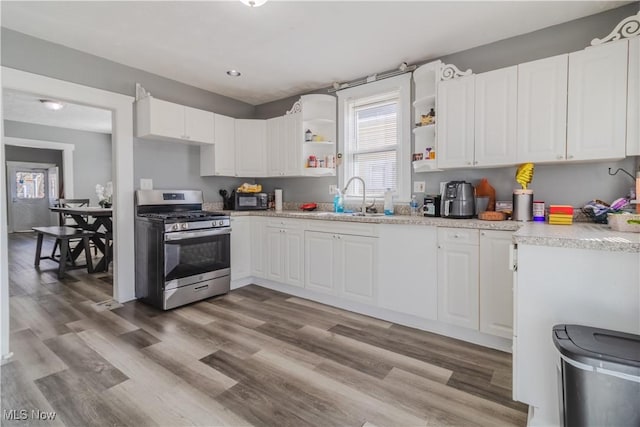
[275,189,283,212]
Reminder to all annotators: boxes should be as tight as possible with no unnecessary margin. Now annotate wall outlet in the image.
[140,178,153,190]
[329,184,338,195]
[414,181,426,193]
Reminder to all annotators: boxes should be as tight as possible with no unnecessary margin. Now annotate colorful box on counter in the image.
[549,205,574,215]
[547,205,574,224]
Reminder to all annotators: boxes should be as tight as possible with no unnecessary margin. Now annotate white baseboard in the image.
[234,276,512,353]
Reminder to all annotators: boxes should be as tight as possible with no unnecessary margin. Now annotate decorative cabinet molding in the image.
[440,63,473,80]
[591,11,640,46]
[136,96,214,144]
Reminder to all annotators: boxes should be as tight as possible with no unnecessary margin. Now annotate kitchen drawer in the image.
[437,227,479,245]
[266,218,306,229]
[306,220,378,237]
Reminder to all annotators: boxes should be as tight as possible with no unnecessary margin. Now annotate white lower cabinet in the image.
[479,230,513,338]
[437,228,479,330]
[378,225,438,320]
[305,230,377,304]
[230,217,251,281]
[436,228,514,338]
[266,219,304,288]
[304,231,336,295]
[250,217,267,278]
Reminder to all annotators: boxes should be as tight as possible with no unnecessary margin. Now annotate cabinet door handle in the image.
[481,231,485,236]
[556,155,564,160]
[567,155,574,159]
[473,161,478,165]
[466,161,472,165]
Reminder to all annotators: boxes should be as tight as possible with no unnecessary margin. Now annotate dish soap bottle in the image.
[384,188,393,215]
[410,195,419,216]
[334,189,344,213]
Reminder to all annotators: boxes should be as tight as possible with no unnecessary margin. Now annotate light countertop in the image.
[513,222,640,253]
[224,210,640,253]
[227,210,521,231]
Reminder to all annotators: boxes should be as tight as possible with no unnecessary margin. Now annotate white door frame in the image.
[4,137,75,199]
[1,67,136,359]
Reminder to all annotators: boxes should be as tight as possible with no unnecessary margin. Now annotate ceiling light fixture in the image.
[226,70,242,77]
[39,99,65,111]
[239,0,268,7]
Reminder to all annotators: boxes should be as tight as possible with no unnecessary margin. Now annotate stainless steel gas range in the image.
[134,190,230,310]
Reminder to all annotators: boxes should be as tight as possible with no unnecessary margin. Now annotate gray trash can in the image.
[552,324,640,427]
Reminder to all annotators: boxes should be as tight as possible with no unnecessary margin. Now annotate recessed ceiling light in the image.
[226,70,242,77]
[239,0,268,7]
[39,99,65,111]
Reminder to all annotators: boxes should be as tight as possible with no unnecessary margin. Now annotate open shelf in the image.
[412,159,442,173]
[413,95,436,107]
[303,167,336,177]
[304,140,335,146]
[412,123,436,134]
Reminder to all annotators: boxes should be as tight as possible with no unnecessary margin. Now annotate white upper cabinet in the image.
[567,40,628,161]
[184,106,215,144]
[200,113,236,177]
[437,75,475,168]
[235,119,267,177]
[267,116,284,176]
[474,66,518,167]
[517,54,569,163]
[627,37,640,156]
[136,96,214,144]
[284,112,303,176]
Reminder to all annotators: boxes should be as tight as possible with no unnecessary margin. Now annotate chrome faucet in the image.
[343,176,366,215]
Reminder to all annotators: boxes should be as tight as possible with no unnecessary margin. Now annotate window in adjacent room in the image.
[338,73,410,201]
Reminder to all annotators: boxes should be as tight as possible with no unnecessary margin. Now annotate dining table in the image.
[49,206,113,272]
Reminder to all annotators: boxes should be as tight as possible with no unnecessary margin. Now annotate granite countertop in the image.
[513,222,640,253]
[227,209,521,231]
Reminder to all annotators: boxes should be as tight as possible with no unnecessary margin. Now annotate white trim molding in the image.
[591,11,640,46]
[440,63,473,80]
[1,68,136,336]
[4,137,76,198]
[286,100,302,115]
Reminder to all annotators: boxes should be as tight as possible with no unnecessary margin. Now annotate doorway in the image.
[1,67,135,359]
[6,161,58,232]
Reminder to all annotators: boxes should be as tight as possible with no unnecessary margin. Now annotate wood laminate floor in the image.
[2,232,528,426]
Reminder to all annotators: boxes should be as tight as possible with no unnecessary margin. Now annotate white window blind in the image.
[338,73,411,202]
[345,93,399,197]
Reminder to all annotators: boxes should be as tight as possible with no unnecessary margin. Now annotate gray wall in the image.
[1,27,258,204]
[4,145,62,170]
[256,3,640,207]
[4,120,112,205]
[133,138,250,201]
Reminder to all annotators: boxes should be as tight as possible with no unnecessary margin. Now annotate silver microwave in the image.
[235,192,268,210]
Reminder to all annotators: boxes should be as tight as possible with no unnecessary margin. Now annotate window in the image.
[338,74,410,201]
[16,171,45,199]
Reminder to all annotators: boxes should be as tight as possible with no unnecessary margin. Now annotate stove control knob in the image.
[181,223,189,230]
[218,220,224,226]
[172,224,180,231]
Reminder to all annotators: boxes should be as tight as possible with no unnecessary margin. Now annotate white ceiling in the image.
[3,89,112,134]
[1,1,631,105]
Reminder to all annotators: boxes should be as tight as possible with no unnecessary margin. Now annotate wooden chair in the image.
[54,198,90,227]
[52,198,96,256]
[33,226,94,279]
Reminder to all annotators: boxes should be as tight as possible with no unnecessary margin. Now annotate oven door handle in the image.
[164,227,231,241]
